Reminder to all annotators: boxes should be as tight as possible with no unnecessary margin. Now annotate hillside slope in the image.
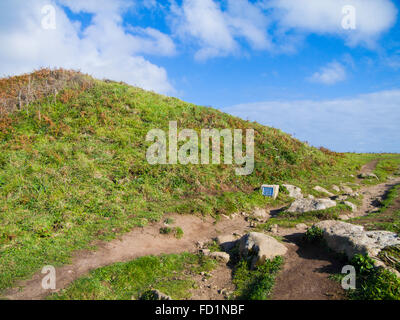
[0,69,392,291]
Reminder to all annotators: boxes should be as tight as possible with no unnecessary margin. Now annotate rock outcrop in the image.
[239,232,287,269]
[210,251,230,263]
[358,173,379,180]
[313,186,334,197]
[251,208,271,221]
[282,184,303,199]
[342,201,357,212]
[287,198,337,213]
[314,220,400,260]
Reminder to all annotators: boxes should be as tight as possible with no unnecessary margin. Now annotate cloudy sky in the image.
[1,0,399,152]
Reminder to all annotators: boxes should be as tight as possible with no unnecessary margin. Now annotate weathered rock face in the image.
[358,173,379,180]
[314,220,400,260]
[252,208,270,221]
[282,184,303,199]
[287,198,337,213]
[341,186,353,194]
[332,185,341,192]
[342,201,357,212]
[239,232,287,269]
[334,195,348,201]
[210,251,230,263]
[313,186,334,197]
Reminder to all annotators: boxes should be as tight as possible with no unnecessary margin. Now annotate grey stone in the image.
[339,214,351,221]
[210,251,230,263]
[335,195,348,201]
[314,220,400,259]
[252,208,270,221]
[200,249,211,256]
[287,198,337,213]
[332,185,341,192]
[358,173,379,180]
[270,224,279,234]
[282,184,303,199]
[341,186,353,194]
[239,232,287,269]
[343,201,357,212]
[313,186,334,197]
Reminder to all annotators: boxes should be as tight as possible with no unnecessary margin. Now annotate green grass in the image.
[159,226,184,239]
[49,252,217,300]
[257,203,350,230]
[303,225,324,243]
[378,246,400,273]
[0,70,399,293]
[351,185,400,234]
[374,159,400,181]
[348,254,400,300]
[231,256,283,300]
[164,218,175,225]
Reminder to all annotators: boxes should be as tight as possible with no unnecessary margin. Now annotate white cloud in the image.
[224,89,400,153]
[170,0,398,59]
[309,61,347,85]
[267,0,398,48]
[170,0,271,60]
[0,0,176,94]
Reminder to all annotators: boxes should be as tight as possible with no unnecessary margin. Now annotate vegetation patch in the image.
[257,203,349,230]
[164,218,175,225]
[49,252,217,300]
[373,159,400,182]
[351,185,400,234]
[378,245,400,273]
[159,226,184,239]
[348,254,400,300]
[303,226,324,244]
[231,256,283,300]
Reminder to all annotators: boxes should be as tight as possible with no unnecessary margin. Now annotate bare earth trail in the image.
[270,228,346,300]
[3,160,400,300]
[271,160,400,300]
[3,215,250,300]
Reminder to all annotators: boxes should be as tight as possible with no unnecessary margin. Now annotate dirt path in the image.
[354,178,400,217]
[3,214,250,300]
[271,160,400,300]
[3,160,399,301]
[270,228,345,300]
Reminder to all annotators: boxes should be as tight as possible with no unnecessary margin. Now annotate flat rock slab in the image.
[239,232,287,269]
[313,186,334,197]
[287,198,337,213]
[315,220,400,259]
[282,184,303,199]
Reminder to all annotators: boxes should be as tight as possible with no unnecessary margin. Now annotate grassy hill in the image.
[0,69,398,292]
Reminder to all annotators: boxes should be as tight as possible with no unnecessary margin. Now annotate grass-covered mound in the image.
[0,69,397,292]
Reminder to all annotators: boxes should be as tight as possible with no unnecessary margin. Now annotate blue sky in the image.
[1,0,399,152]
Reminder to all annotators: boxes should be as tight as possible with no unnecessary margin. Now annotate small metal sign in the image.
[262,186,274,197]
[261,184,279,199]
